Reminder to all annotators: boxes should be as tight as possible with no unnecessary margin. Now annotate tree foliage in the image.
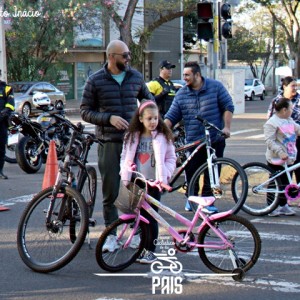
[228,2,277,82]
[252,0,300,77]
[98,0,199,68]
[5,0,90,82]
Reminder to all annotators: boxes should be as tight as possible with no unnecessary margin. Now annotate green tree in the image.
[253,0,300,77]
[98,0,200,68]
[5,0,89,81]
[228,3,276,83]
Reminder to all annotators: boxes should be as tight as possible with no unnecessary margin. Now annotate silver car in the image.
[11,81,66,117]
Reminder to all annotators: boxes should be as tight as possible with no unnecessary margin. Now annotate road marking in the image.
[188,276,300,293]
[231,129,259,136]
[0,194,35,206]
[245,134,264,139]
[252,218,300,226]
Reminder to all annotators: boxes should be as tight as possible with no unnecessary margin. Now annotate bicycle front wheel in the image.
[188,158,248,214]
[241,162,281,216]
[198,214,261,273]
[96,218,147,272]
[77,166,97,218]
[17,186,89,273]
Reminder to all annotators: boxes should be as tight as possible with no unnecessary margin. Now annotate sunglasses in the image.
[112,52,131,59]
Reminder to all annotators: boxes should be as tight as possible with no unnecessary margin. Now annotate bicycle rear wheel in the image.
[240,162,281,216]
[96,218,147,272]
[198,214,261,273]
[187,158,248,214]
[17,186,89,273]
[77,166,97,218]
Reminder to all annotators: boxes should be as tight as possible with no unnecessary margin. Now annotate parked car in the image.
[10,81,66,117]
[172,79,186,90]
[244,78,266,101]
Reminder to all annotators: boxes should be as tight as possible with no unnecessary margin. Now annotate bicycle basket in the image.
[115,181,145,214]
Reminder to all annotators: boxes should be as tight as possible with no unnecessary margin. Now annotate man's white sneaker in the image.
[102,235,119,252]
[279,204,296,216]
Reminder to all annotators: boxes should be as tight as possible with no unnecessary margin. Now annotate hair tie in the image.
[138,100,156,114]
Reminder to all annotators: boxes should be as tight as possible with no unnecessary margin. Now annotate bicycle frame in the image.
[121,193,234,251]
[169,124,221,192]
[253,161,300,195]
[44,125,101,227]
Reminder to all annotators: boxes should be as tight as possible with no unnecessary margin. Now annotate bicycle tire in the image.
[77,165,97,218]
[240,162,282,216]
[17,185,89,273]
[95,218,147,272]
[198,214,261,273]
[187,158,248,214]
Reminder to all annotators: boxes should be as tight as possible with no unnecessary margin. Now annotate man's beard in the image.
[116,61,127,72]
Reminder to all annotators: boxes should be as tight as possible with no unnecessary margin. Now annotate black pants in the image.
[135,179,161,252]
[267,162,291,207]
[0,120,8,170]
[292,137,300,183]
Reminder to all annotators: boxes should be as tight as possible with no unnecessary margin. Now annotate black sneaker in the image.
[137,250,157,264]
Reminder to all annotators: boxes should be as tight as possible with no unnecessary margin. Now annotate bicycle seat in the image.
[270,158,287,165]
[188,196,215,207]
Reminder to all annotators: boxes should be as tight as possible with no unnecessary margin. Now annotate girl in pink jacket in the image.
[120,100,176,264]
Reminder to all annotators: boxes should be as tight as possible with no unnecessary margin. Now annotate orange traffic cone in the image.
[42,140,58,190]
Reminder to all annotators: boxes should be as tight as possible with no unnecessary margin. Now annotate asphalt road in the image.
[1,96,300,300]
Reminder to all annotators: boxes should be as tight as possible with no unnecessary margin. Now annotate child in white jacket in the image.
[264,97,300,216]
[120,100,176,263]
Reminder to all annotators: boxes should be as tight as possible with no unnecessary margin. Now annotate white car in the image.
[244,79,266,101]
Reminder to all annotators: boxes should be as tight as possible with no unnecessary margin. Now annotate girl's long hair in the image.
[124,100,174,146]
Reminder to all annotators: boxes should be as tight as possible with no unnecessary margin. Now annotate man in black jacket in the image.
[80,40,154,252]
[0,80,14,179]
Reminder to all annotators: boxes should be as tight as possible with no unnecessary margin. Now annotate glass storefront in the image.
[76,62,103,100]
[56,63,75,100]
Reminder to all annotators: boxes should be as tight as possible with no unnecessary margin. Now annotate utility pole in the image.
[212,0,219,79]
[0,0,7,82]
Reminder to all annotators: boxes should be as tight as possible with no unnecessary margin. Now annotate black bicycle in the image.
[17,119,102,273]
[170,116,248,214]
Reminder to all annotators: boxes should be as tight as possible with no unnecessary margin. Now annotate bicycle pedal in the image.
[89,218,97,227]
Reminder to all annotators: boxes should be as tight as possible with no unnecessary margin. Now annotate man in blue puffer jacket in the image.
[164,61,234,213]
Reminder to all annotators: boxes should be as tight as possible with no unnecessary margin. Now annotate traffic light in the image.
[220,3,232,39]
[197,2,214,41]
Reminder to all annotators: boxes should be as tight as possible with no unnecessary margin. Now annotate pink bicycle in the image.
[95,171,261,281]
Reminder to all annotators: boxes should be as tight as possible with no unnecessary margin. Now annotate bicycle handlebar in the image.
[126,168,173,192]
[195,116,227,138]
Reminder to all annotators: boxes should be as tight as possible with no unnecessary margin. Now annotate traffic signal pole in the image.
[212,0,219,79]
[0,0,7,82]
